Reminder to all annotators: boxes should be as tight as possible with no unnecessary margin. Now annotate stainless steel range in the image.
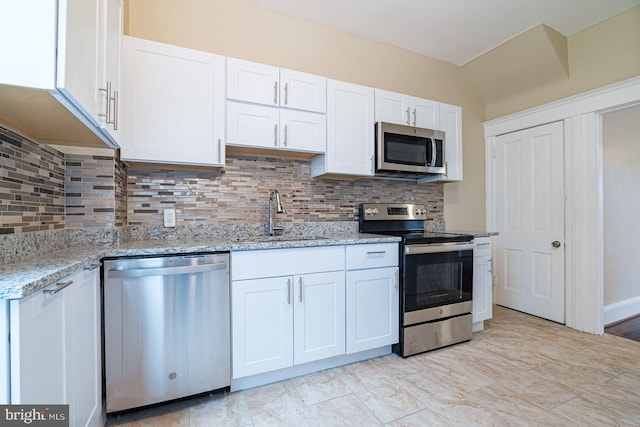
[359,203,475,357]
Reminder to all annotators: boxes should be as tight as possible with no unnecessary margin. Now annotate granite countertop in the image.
[446,230,499,238]
[0,233,400,300]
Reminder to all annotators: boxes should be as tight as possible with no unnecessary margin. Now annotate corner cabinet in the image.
[0,0,122,148]
[472,237,493,330]
[231,247,346,378]
[311,80,375,177]
[120,36,225,166]
[8,265,102,427]
[346,243,399,353]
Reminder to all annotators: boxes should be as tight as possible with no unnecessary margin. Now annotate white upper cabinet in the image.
[227,58,326,113]
[226,103,325,154]
[0,0,121,148]
[279,69,326,113]
[439,103,463,182]
[311,80,375,177]
[374,89,439,129]
[120,36,226,166]
[56,0,101,124]
[96,0,123,143]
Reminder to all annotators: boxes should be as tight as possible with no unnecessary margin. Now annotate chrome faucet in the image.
[268,189,284,236]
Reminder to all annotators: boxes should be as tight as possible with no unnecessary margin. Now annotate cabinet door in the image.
[56,0,101,121]
[439,103,463,181]
[325,80,375,176]
[411,97,440,129]
[226,102,280,149]
[227,58,279,106]
[97,0,123,144]
[473,255,493,323]
[232,277,294,378]
[374,89,410,125]
[346,267,399,354]
[293,271,345,364]
[121,36,225,166]
[9,271,80,404]
[280,109,326,153]
[71,267,101,427]
[280,69,326,113]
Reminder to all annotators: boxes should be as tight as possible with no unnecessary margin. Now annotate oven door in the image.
[402,242,474,325]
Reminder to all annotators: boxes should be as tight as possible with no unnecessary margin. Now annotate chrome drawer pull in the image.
[366,251,386,255]
[43,280,73,295]
[85,263,101,271]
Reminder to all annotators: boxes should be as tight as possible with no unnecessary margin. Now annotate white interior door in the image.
[494,121,565,323]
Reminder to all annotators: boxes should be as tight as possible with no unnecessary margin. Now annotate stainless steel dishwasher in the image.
[103,253,230,413]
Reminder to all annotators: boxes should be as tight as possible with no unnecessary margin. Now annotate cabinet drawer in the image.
[232,246,345,280]
[474,237,492,257]
[346,243,398,270]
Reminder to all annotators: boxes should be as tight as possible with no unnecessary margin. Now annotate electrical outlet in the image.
[163,208,176,228]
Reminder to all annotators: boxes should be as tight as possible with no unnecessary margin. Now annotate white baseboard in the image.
[604,296,640,325]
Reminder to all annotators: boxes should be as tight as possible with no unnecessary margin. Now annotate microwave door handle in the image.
[430,138,436,166]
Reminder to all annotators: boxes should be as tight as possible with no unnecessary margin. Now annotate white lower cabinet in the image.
[231,247,345,379]
[9,266,101,427]
[346,267,399,353]
[473,237,493,327]
[345,243,399,353]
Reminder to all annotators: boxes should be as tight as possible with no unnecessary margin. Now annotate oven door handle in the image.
[405,242,475,254]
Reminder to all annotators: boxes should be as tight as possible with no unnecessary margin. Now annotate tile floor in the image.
[107,306,640,426]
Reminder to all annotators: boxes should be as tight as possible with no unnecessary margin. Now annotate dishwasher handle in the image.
[107,261,227,278]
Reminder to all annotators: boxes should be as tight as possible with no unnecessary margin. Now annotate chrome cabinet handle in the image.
[98,81,112,124]
[43,280,73,296]
[298,277,303,303]
[84,263,100,271]
[218,138,222,162]
[274,124,278,146]
[406,107,410,125]
[370,155,374,174]
[284,125,288,147]
[488,258,493,273]
[412,109,417,126]
[284,82,288,105]
[274,82,278,104]
[394,269,399,291]
[112,90,119,130]
[445,161,448,177]
[551,241,561,248]
[476,242,491,246]
[287,278,291,304]
[366,251,386,255]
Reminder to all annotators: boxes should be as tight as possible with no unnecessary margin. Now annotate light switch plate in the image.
[163,208,176,227]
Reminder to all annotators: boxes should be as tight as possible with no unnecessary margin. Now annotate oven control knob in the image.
[365,208,378,216]
[415,209,426,216]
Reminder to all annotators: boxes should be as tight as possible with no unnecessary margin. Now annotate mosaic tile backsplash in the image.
[1,123,444,242]
[127,154,444,227]
[0,126,66,234]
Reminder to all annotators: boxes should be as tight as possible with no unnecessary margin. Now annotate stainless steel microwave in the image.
[375,122,446,175]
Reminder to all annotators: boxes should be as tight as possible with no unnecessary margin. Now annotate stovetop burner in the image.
[359,203,473,244]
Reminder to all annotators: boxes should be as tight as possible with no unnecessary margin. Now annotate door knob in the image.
[551,241,561,248]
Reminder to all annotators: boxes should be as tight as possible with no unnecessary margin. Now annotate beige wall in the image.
[125,0,487,230]
[603,104,640,306]
[481,6,640,120]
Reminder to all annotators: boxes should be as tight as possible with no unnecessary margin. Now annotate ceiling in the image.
[242,0,640,66]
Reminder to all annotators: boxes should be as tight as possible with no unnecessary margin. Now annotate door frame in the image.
[484,76,640,335]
